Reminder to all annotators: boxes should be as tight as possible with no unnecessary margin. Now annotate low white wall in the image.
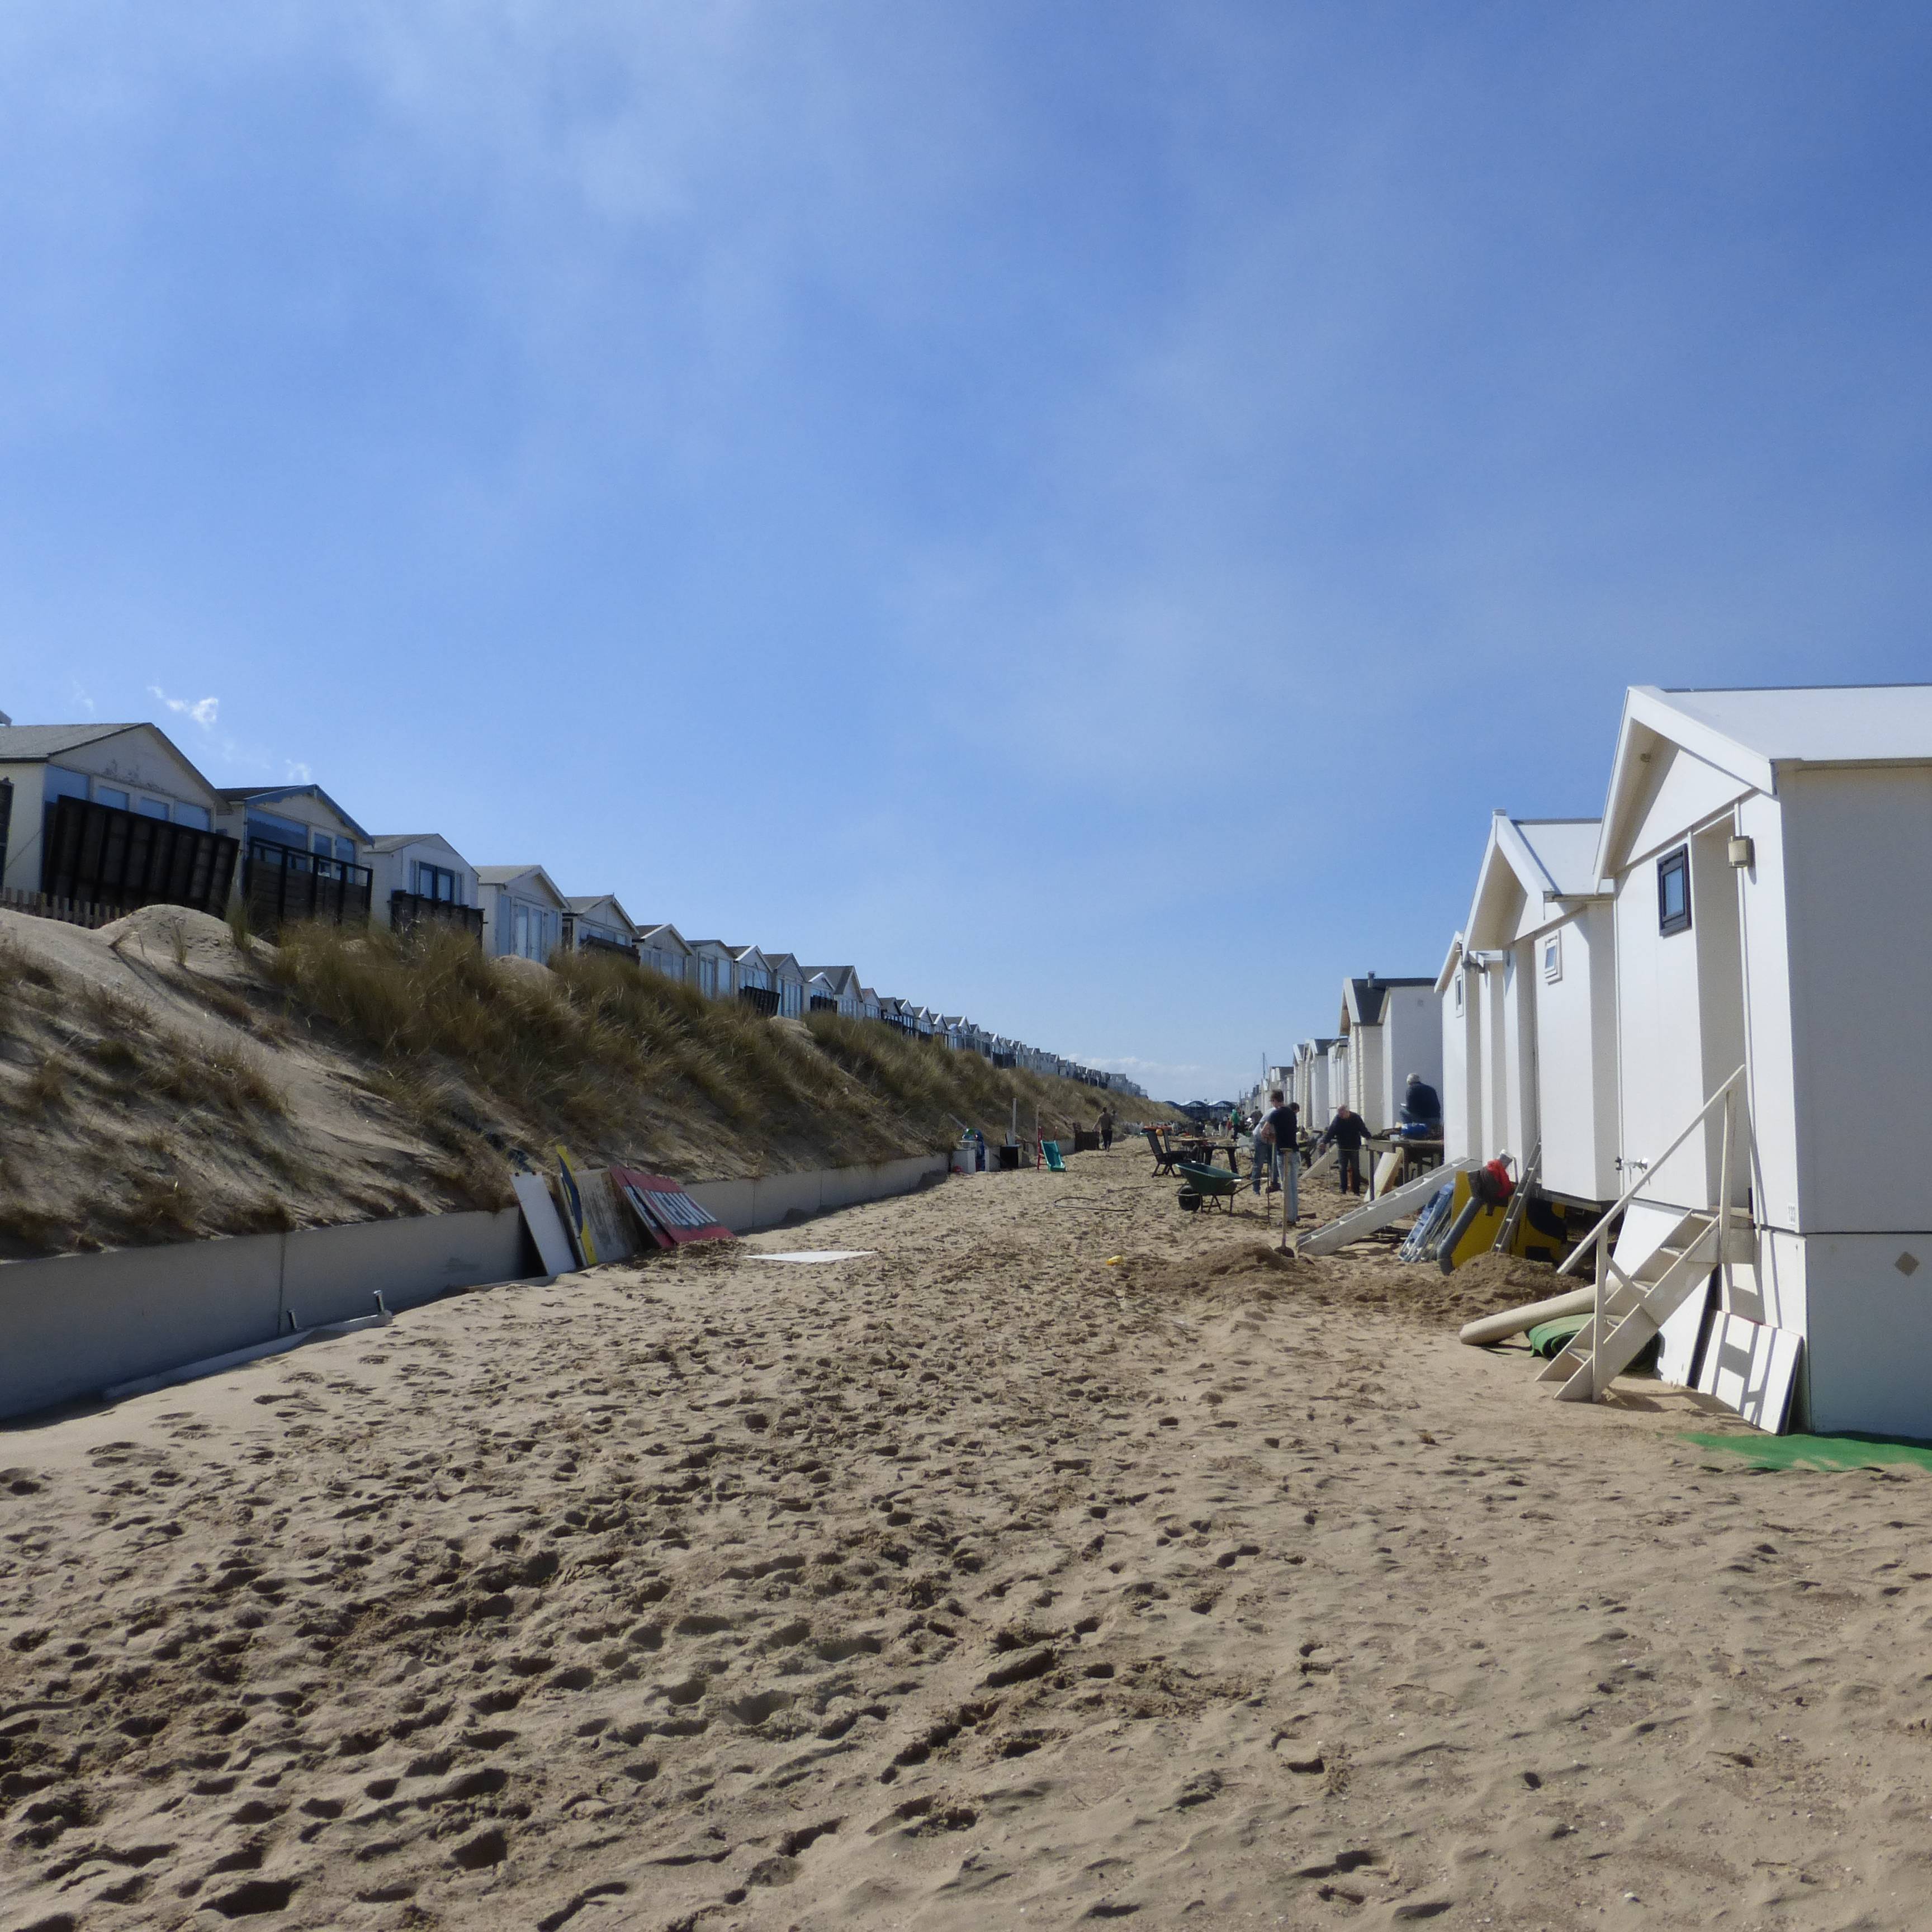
[0,1208,531,1422]
[686,1153,946,1233]
[0,1156,947,1422]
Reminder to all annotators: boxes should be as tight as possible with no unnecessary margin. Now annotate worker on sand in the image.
[1098,1106,1115,1150]
[1251,1090,1299,1195]
[1399,1072,1442,1133]
[1320,1104,1374,1197]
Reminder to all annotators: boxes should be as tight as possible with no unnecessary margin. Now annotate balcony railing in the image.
[41,795,238,919]
[244,839,372,934]
[738,984,780,1016]
[389,891,484,942]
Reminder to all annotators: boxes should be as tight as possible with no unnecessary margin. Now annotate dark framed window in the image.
[1658,844,1691,936]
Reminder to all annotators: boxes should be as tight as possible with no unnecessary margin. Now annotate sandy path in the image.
[3,1150,1929,1930]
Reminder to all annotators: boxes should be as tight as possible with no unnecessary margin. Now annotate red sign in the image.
[610,1165,735,1247]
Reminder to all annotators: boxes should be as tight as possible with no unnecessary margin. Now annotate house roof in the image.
[1597,683,1932,881]
[1465,815,1606,949]
[1652,683,1932,767]
[565,895,637,934]
[0,722,151,761]
[802,966,859,996]
[218,783,373,844]
[0,721,219,801]
[370,832,471,864]
[1342,976,1433,1029]
[636,922,690,951]
[477,864,567,906]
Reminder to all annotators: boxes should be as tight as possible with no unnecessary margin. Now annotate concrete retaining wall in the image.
[0,1153,947,1422]
[0,1208,532,1423]
[685,1153,946,1233]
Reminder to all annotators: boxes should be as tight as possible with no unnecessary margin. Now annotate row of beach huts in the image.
[1259,683,1932,1439]
[0,714,1144,1097]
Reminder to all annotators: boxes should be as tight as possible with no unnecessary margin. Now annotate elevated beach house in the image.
[1338,975,1439,1133]
[685,939,736,1001]
[562,896,639,960]
[0,721,235,918]
[803,965,862,1017]
[636,924,692,984]
[370,834,481,939]
[765,952,808,1019]
[479,865,568,963]
[730,946,778,1015]
[217,784,373,932]
[1446,813,1618,1206]
[1593,683,1932,1434]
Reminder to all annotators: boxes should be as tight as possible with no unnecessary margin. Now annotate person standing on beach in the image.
[1320,1104,1373,1196]
[1251,1090,1298,1194]
[1097,1105,1116,1150]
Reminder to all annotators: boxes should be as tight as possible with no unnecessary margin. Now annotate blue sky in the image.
[3,3,1929,1101]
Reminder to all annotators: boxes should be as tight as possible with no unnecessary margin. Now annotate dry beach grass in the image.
[2,1147,1926,1929]
[0,907,1166,1257]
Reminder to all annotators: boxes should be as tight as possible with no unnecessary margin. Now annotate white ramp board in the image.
[514,1173,577,1278]
[1697,1312,1802,1433]
[1298,1158,1479,1258]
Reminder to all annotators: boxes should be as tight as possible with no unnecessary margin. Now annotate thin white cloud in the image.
[69,679,95,716]
[284,759,312,783]
[149,685,218,728]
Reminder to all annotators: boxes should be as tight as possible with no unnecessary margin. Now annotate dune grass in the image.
[264,923,851,1154]
[265,923,1166,1171]
[803,1012,1154,1145]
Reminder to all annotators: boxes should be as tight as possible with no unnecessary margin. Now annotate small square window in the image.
[95,785,129,811]
[1658,845,1692,936]
[1542,931,1562,982]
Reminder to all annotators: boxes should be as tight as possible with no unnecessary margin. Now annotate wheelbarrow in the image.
[1175,1162,1243,1215]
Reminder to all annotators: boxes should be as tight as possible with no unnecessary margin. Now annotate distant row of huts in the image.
[1260,683,1932,1439]
[0,716,1144,1097]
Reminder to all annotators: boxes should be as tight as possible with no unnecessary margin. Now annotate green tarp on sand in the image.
[1683,1431,1932,1473]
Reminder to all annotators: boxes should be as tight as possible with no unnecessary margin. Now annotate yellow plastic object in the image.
[1437,1170,1566,1271]
[1106,1256,1124,1266]
[1441,1171,1506,1270]
[555,1143,598,1268]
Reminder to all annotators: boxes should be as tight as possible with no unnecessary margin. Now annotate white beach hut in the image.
[477,865,568,963]
[1299,1038,1337,1129]
[562,895,640,960]
[371,834,481,939]
[1456,814,1619,1206]
[685,940,737,1001]
[1436,935,1481,1165]
[1592,682,1932,1434]
[1338,976,1440,1132]
[729,946,778,1015]
[1325,1039,1351,1126]
[765,953,808,1019]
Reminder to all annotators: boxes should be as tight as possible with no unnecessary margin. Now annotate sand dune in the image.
[1,1150,1922,1929]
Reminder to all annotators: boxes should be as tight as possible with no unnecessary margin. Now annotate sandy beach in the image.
[3,1148,1927,1931]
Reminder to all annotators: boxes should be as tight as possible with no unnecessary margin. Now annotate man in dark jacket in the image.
[1321,1104,1374,1196]
[1250,1090,1299,1194]
[1400,1073,1443,1133]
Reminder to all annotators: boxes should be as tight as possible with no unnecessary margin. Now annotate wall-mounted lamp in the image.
[1729,836,1755,870]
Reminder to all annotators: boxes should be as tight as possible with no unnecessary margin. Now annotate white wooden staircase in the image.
[1535,1066,1755,1407]
[1537,1209,1754,1400]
